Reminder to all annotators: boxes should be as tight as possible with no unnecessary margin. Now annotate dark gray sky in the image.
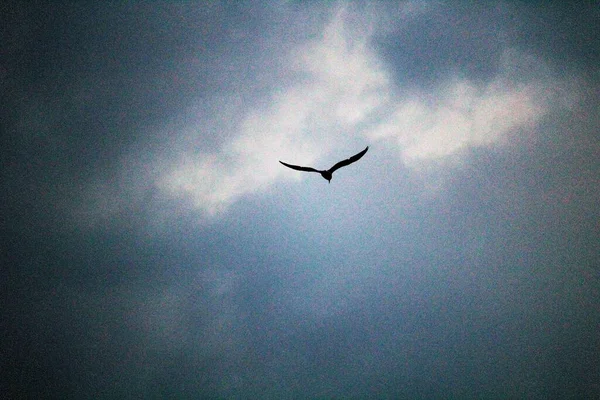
[3,2,599,398]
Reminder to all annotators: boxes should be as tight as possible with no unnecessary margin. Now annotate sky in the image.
[2,1,599,398]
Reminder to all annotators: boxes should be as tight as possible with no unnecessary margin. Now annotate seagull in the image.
[279,146,369,183]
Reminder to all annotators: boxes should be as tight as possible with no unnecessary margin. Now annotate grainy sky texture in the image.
[3,2,600,398]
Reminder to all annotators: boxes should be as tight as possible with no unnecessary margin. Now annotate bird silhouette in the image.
[279,146,368,183]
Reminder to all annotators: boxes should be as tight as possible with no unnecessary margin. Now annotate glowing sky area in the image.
[3,2,599,398]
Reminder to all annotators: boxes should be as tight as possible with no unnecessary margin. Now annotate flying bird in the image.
[279,146,369,183]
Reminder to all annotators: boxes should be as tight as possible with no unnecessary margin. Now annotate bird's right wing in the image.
[279,161,320,173]
[328,146,369,173]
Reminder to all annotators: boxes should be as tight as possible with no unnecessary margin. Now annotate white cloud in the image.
[369,71,550,166]
[153,6,577,217]
[45,3,583,229]
[158,6,390,216]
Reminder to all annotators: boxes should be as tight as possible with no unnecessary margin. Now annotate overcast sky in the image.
[3,2,599,398]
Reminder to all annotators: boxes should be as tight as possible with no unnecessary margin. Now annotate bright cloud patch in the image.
[157,7,575,217]
[370,73,549,166]
[158,8,390,215]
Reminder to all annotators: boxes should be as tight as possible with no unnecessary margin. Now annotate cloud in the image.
[370,47,578,168]
[72,4,580,223]
[157,6,390,216]
[155,5,579,217]
[370,69,541,165]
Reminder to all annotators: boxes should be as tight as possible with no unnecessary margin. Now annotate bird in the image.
[279,146,368,183]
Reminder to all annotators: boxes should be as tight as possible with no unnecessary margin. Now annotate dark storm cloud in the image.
[375,3,599,89]
[1,1,305,232]
[506,3,600,74]
[376,3,508,86]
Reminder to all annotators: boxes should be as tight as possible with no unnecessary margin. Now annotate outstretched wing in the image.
[328,146,369,173]
[279,161,321,173]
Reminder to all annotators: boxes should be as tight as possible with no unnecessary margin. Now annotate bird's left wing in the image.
[279,161,320,173]
[328,146,369,173]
